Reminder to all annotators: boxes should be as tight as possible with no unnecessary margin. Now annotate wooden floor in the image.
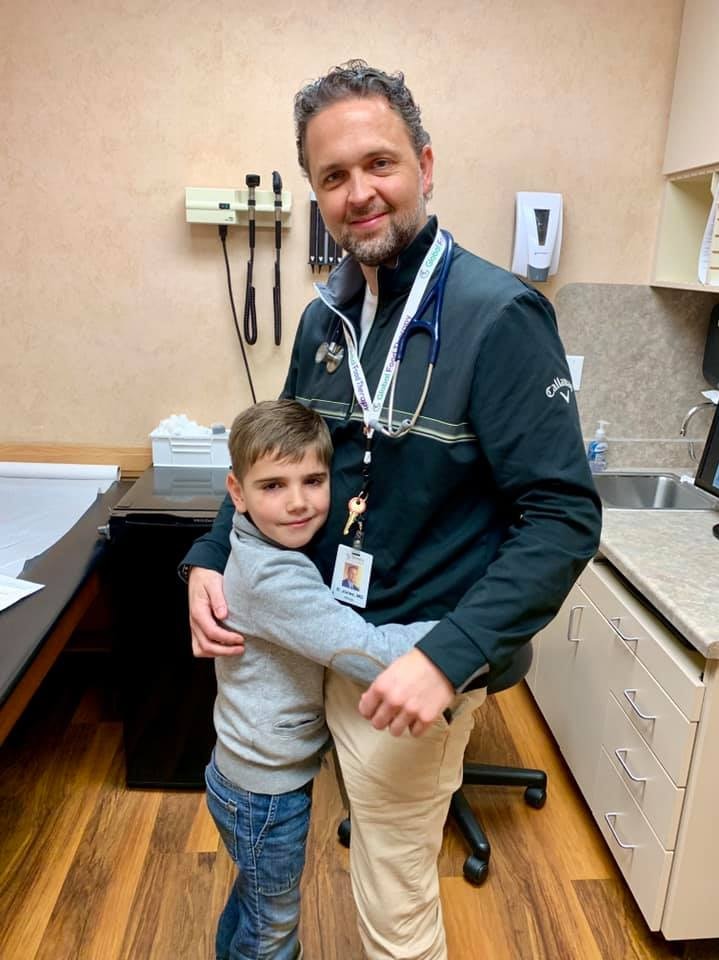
[1,651,717,960]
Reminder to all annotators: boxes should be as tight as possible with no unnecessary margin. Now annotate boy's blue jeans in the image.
[205,755,312,960]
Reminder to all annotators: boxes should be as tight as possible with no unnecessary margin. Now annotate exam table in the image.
[0,481,129,745]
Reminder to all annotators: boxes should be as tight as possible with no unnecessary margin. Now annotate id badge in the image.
[331,544,373,609]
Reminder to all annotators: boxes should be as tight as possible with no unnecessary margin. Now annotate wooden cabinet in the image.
[529,582,613,801]
[651,1,719,291]
[529,559,719,940]
[652,168,719,291]
[662,0,719,177]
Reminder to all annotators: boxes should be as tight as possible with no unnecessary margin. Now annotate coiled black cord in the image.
[219,224,256,403]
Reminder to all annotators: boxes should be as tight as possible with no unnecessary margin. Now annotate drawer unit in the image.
[594,748,673,931]
[582,562,704,721]
[531,558,716,939]
[529,582,613,804]
[608,636,697,786]
[602,692,685,850]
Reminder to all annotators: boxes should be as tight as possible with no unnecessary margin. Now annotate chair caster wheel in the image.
[337,818,351,848]
[463,855,489,886]
[524,786,546,809]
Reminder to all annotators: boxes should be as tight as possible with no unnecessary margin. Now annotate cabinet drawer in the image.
[581,562,704,722]
[603,692,685,849]
[609,638,697,786]
[526,637,539,693]
[594,748,673,931]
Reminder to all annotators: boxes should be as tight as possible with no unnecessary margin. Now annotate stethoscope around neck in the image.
[314,230,454,438]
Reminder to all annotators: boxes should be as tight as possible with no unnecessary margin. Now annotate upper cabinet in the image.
[662,0,718,176]
[652,1,719,292]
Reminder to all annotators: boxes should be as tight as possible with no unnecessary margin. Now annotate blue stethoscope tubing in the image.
[384,230,453,436]
[395,229,453,367]
[317,230,454,438]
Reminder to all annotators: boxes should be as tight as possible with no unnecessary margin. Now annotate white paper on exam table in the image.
[0,462,119,578]
[0,574,44,612]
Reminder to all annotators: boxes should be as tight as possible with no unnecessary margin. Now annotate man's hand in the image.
[358,648,454,738]
[189,567,245,658]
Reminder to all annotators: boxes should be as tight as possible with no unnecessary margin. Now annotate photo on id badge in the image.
[331,544,373,608]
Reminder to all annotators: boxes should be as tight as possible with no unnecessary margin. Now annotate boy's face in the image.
[227,447,330,549]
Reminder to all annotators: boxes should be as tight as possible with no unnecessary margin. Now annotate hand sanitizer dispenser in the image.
[511,192,563,282]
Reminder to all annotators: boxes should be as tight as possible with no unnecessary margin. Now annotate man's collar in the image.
[376,215,439,298]
[315,215,439,311]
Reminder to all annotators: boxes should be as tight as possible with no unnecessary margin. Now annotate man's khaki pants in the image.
[325,671,486,960]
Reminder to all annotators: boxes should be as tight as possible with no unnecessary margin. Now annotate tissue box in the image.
[150,414,230,468]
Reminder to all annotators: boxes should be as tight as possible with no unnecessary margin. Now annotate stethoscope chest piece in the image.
[315,340,345,374]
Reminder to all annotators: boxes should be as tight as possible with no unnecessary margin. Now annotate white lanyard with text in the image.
[330,227,446,608]
[341,227,446,436]
[330,228,447,607]
[342,227,445,544]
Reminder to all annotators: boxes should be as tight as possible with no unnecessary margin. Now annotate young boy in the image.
[205,399,434,960]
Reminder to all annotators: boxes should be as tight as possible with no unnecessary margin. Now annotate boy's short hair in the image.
[228,400,333,480]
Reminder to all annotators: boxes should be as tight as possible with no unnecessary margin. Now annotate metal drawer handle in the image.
[609,617,640,645]
[567,604,584,644]
[623,689,657,722]
[604,812,637,850]
[614,748,647,784]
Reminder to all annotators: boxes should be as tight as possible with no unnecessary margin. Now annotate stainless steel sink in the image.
[592,473,716,510]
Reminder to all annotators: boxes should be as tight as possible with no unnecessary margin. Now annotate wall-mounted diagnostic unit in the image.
[511,191,563,282]
[185,186,292,227]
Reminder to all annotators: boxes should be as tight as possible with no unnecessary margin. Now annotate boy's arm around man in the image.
[224,514,435,686]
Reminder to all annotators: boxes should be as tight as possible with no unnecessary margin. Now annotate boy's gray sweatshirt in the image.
[214,513,435,794]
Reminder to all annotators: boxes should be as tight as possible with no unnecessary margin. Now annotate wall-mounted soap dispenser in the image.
[511,192,563,282]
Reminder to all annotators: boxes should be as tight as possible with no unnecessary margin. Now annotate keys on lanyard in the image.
[343,494,367,538]
[342,429,374,547]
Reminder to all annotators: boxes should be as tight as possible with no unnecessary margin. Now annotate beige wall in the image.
[1,0,684,446]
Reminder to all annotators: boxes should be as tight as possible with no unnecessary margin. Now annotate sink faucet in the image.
[680,401,715,462]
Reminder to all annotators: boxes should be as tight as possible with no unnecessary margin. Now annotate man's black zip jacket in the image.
[183,216,602,691]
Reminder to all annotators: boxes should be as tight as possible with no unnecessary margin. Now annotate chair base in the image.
[336,763,548,887]
[451,762,547,885]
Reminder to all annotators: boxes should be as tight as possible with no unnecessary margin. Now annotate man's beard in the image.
[338,190,427,267]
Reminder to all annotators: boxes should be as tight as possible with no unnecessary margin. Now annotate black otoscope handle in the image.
[243,174,260,344]
[246,173,259,251]
[273,278,282,346]
[272,170,283,345]
[273,170,283,250]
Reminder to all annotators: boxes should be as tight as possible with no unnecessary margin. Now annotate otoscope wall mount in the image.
[185,187,292,227]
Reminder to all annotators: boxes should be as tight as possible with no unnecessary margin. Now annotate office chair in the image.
[449,642,546,884]
[336,642,547,887]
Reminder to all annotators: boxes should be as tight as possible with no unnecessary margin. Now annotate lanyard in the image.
[315,225,446,436]
[317,225,446,546]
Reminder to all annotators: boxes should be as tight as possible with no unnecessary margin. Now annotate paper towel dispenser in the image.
[703,304,719,388]
[511,192,563,282]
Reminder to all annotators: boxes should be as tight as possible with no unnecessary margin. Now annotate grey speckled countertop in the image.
[599,508,719,659]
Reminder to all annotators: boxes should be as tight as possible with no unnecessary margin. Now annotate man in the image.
[185,61,601,960]
[341,563,361,591]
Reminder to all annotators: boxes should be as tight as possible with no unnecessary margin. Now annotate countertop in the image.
[598,507,719,659]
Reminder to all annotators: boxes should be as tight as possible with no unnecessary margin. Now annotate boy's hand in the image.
[189,567,246,657]
[358,649,454,737]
